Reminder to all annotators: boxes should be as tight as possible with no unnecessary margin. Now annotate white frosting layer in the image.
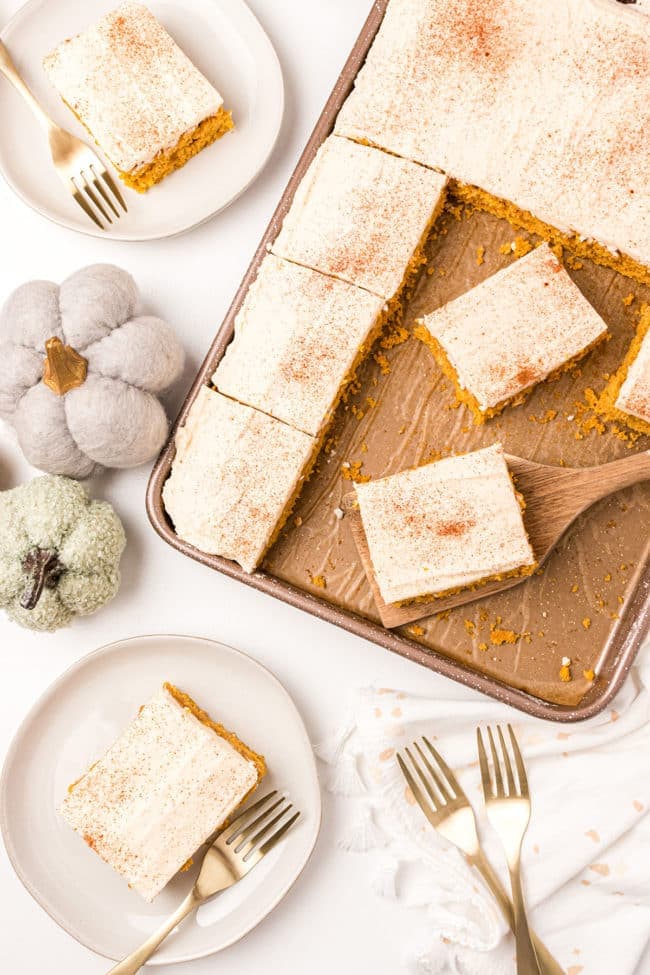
[162,386,315,573]
[616,325,650,424]
[418,244,609,412]
[272,135,447,299]
[355,443,535,605]
[213,254,384,437]
[335,0,650,269]
[59,686,259,901]
[43,2,224,172]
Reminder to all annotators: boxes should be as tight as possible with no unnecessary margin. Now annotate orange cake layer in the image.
[597,306,650,436]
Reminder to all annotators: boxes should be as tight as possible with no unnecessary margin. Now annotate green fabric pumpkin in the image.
[0,475,126,631]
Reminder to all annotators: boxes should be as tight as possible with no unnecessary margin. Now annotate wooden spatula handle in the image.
[576,449,650,507]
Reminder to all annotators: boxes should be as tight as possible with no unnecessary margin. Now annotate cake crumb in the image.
[374,352,391,375]
[582,617,592,630]
[333,507,344,520]
[622,293,635,307]
[476,245,485,266]
[380,326,409,349]
[478,641,488,651]
[408,624,425,637]
[490,626,519,646]
[559,664,572,682]
[310,573,327,589]
[294,515,303,527]
[341,460,370,484]
[464,620,476,635]
[583,669,595,681]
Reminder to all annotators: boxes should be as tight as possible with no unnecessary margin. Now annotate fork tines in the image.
[68,163,127,230]
[477,724,528,799]
[397,735,462,814]
[219,790,300,860]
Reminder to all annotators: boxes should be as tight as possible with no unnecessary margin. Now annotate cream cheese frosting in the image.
[334,0,650,270]
[354,443,536,605]
[59,686,259,901]
[43,2,224,173]
[616,326,650,425]
[272,135,447,300]
[416,244,609,413]
[213,254,384,437]
[162,386,315,573]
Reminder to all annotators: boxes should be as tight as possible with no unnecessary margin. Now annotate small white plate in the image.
[0,0,284,240]
[0,634,321,965]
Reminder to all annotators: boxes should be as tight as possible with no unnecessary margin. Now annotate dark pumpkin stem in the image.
[20,548,65,610]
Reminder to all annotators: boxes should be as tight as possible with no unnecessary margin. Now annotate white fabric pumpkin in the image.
[0,264,184,478]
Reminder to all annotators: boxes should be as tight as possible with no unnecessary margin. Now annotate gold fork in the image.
[477,725,541,975]
[107,790,300,974]
[0,39,126,229]
[397,738,563,975]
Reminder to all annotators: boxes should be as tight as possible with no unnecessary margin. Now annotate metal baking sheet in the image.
[147,0,650,721]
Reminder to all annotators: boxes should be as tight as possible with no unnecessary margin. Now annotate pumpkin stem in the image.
[42,336,88,396]
[20,548,65,610]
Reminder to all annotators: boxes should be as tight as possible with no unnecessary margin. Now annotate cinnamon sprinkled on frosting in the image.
[213,254,384,437]
[272,135,447,299]
[43,2,224,173]
[355,443,536,605]
[417,244,609,413]
[335,0,650,268]
[59,685,259,901]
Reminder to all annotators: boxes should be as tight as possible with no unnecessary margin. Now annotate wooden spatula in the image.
[344,449,650,629]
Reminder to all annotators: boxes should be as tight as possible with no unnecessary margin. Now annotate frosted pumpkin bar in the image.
[414,244,609,423]
[272,135,447,301]
[163,386,315,573]
[354,443,536,606]
[214,254,385,437]
[597,305,650,436]
[335,0,650,284]
[60,683,265,901]
[43,2,233,192]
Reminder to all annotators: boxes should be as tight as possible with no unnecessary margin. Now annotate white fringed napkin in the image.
[316,647,650,974]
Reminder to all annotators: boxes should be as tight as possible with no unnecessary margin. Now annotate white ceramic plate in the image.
[0,0,284,240]
[0,635,321,965]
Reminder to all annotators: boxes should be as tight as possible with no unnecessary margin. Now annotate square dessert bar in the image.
[597,305,650,436]
[162,386,316,573]
[414,244,609,422]
[354,443,536,605]
[213,254,385,438]
[59,683,265,901]
[272,135,447,301]
[43,2,233,192]
[335,0,650,284]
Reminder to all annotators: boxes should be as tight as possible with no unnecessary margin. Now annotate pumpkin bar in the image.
[162,386,316,573]
[213,254,385,438]
[43,2,233,192]
[414,244,609,423]
[597,305,650,436]
[59,683,265,901]
[354,443,536,606]
[335,0,650,284]
[272,135,447,301]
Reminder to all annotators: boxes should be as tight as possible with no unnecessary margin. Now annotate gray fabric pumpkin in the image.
[0,264,184,478]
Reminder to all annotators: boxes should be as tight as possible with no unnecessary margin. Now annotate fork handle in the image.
[0,40,54,131]
[509,859,543,975]
[472,853,564,975]
[106,888,201,975]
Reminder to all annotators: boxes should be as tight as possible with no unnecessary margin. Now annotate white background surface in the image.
[0,2,648,974]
